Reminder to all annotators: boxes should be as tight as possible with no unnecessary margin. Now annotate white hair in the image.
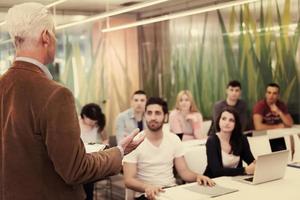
[5,2,55,50]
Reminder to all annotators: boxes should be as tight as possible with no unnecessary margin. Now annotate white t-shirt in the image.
[123,131,185,196]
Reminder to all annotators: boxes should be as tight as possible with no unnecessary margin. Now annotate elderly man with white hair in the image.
[0,2,144,200]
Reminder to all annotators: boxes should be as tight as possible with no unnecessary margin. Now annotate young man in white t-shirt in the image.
[123,97,215,200]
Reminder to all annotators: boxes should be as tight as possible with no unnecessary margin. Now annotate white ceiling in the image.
[0,0,143,12]
[1,0,296,33]
[0,0,227,22]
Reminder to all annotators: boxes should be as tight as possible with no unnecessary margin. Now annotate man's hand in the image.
[196,175,215,187]
[145,185,165,200]
[119,128,145,155]
[269,104,282,116]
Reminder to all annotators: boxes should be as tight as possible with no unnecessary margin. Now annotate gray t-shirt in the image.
[212,99,248,132]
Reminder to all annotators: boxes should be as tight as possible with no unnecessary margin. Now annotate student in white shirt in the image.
[123,97,215,200]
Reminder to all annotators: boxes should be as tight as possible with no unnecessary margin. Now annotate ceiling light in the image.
[46,0,68,8]
[56,0,169,30]
[102,0,260,32]
[0,0,69,27]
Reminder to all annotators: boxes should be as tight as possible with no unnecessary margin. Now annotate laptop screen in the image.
[269,137,286,152]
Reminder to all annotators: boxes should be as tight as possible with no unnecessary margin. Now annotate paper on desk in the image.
[288,162,300,169]
[85,144,106,153]
[184,184,238,197]
[157,186,209,200]
[157,184,238,200]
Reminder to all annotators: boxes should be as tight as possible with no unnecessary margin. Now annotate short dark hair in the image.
[227,80,241,89]
[133,90,146,96]
[215,106,243,156]
[266,83,280,93]
[145,97,168,114]
[80,103,106,131]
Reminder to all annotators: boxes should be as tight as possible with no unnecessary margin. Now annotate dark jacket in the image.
[204,134,254,178]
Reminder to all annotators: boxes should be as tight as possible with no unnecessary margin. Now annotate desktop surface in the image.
[159,167,300,200]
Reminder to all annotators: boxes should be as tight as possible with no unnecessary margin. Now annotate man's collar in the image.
[128,108,135,119]
[15,57,53,80]
[226,98,238,106]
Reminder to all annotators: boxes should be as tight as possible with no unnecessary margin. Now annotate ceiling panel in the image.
[0,0,146,21]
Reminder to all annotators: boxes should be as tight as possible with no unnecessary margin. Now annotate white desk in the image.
[159,167,300,200]
[266,127,300,139]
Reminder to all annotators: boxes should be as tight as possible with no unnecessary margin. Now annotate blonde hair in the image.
[5,2,55,50]
[175,90,199,112]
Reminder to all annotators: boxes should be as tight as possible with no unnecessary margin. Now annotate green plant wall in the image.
[140,0,300,123]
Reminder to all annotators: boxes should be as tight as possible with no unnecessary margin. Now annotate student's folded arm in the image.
[169,111,182,134]
[253,114,284,130]
[280,113,294,127]
[193,113,204,139]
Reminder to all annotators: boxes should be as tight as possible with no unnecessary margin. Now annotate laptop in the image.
[235,150,289,185]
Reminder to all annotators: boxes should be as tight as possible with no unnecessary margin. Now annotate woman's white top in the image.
[221,150,240,168]
[79,117,100,143]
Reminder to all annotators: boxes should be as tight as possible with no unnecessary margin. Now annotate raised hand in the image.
[269,104,281,115]
[119,128,145,155]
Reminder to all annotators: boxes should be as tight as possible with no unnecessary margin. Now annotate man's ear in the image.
[164,113,169,123]
[41,30,50,47]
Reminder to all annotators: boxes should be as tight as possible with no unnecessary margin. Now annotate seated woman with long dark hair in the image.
[204,107,256,178]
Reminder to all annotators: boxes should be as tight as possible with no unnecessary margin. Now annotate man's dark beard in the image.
[147,122,163,132]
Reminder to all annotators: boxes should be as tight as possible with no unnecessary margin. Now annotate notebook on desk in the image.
[288,162,300,169]
[183,184,238,197]
[159,184,238,200]
[234,150,289,185]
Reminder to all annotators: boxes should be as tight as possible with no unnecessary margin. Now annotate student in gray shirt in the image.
[211,81,248,133]
[115,90,147,144]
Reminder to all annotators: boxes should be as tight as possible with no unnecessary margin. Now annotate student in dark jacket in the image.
[204,107,256,178]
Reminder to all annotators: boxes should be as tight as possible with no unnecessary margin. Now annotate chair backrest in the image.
[247,135,272,158]
[202,120,212,136]
[109,135,117,147]
[125,188,135,200]
[184,146,207,174]
[162,123,171,134]
[292,134,300,162]
[283,135,292,161]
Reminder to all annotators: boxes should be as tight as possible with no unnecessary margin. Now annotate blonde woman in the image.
[169,90,204,140]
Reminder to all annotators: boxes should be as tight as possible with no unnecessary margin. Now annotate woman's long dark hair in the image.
[215,107,243,156]
[80,103,106,132]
